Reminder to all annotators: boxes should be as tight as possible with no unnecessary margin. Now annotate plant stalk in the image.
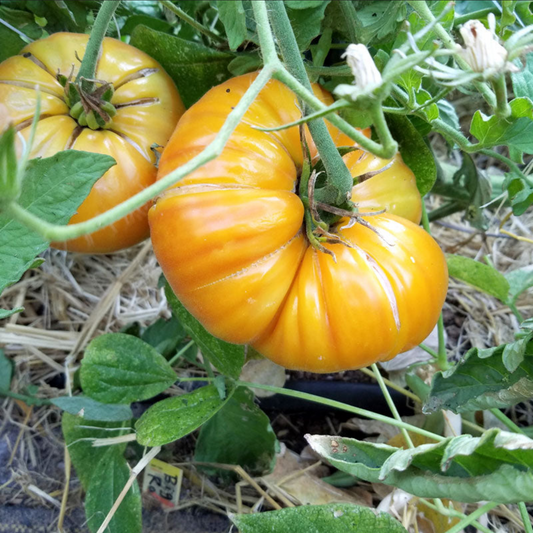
[265,0,354,204]
[446,502,499,533]
[161,1,225,44]
[492,75,512,118]
[371,363,414,448]
[76,0,120,88]
[519,502,533,533]
[407,0,497,108]
[421,202,450,371]
[236,380,445,442]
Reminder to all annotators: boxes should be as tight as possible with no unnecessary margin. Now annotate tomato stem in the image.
[265,0,354,206]
[76,0,120,90]
[421,202,451,372]
[492,74,512,118]
[371,363,415,449]
[235,380,446,442]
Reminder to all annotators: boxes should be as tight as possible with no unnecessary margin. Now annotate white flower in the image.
[342,43,382,90]
[459,16,518,74]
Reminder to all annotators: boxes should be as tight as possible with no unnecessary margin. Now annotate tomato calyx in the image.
[58,70,117,130]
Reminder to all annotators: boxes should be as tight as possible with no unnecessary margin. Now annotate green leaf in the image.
[307,429,533,503]
[230,503,408,533]
[165,282,245,379]
[0,307,23,319]
[446,254,510,302]
[217,0,247,50]
[504,172,533,215]
[285,1,328,9]
[501,0,518,28]
[194,387,277,478]
[436,99,460,133]
[470,97,533,153]
[353,1,407,45]
[228,52,262,76]
[506,265,533,304]
[121,14,173,35]
[0,6,43,41]
[0,16,29,61]
[0,349,13,391]
[135,382,235,446]
[286,1,330,51]
[141,316,186,358]
[0,151,115,297]
[62,413,132,488]
[424,336,533,413]
[81,333,176,404]
[51,396,133,422]
[129,25,234,108]
[86,447,142,533]
[512,53,533,100]
[386,114,437,195]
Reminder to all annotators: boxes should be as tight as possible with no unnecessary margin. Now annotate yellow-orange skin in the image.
[150,73,448,373]
[0,33,184,253]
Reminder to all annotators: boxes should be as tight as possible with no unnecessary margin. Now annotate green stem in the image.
[422,202,450,371]
[251,1,279,65]
[265,0,354,204]
[338,0,359,44]
[419,342,438,359]
[446,502,499,533]
[236,380,445,442]
[0,389,51,406]
[305,64,352,77]
[76,0,120,87]
[370,104,398,155]
[490,408,525,434]
[492,75,512,118]
[161,0,225,44]
[168,340,195,366]
[454,7,502,27]
[253,100,351,132]
[407,0,497,108]
[371,364,414,448]
[519,502,533,533]
[6,67,275,242]
[481,149,533,187]
[418,500,493,533]
[275,69,395,157]
[311,27,332,81]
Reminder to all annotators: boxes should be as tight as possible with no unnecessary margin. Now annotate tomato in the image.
[0,33,185,253]
[150,73,448,373]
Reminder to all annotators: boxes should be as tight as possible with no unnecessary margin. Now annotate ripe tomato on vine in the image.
[0,33,184,253]
[150,72,448,373]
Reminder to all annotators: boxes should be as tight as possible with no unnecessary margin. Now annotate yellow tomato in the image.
[150,72,448,373]
[0,33,185,253]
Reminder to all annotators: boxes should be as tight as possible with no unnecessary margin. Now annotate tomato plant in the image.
[2,1,533,533]
[150,73,448,372]
[0,32,184,253]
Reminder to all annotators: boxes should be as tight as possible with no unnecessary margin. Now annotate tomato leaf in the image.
[0,307,23,320]
[307,429,533,503]
[0,349,13,392]
[51,396,133,422]
[136,382,235,446]
[81,333,176,404]
[230,504,408,533]
[194,387,277,478]
[62,413,132,489]
[217,0,247,50]
[129,25,234,108]
[85,447,142,533]
[470,97,533,153]
[286,1,330,51]
[351,1,407,45]
[424,335,533,413]
[0,150,115,297]
[165,282,245,379]
[506,265,533,305]
[512,53,533,100]
[446,254,510,302]
[228,52,262,76]
[386,114,437,195]
[141,316,186,358]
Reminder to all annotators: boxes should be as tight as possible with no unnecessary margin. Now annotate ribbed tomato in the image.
[150,72,448,373]
[0,33,184,253]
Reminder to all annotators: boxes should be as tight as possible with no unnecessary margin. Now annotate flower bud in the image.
[459,19,510,73]
[342,44,382,90]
